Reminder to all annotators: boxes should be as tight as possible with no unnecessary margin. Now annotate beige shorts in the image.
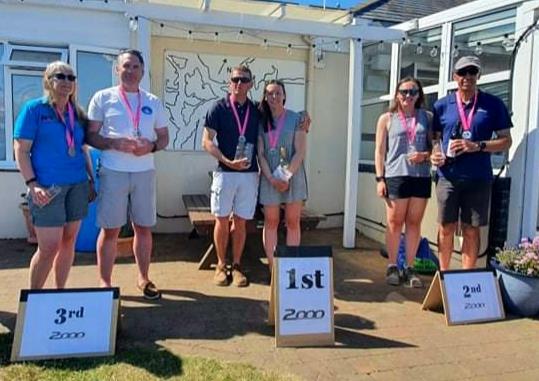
[211,171,259,219]
[97,167,156,228]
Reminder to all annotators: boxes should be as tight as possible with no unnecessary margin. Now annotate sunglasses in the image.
[50,73,77,82]
[398,88,419,97]
[456,66,479,77]
[230,77,251,84]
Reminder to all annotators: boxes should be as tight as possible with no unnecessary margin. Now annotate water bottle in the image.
[446,121,462,159]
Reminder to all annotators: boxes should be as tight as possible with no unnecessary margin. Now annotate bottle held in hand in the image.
[38,184,62,208]
[446,121,462,158]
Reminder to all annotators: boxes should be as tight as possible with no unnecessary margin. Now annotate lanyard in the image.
[397,110,417,145]
[456,91,478,132]
[267,110,286,150]
[119,86,142,135]
[229,94,250,138]
[54,102,75,151]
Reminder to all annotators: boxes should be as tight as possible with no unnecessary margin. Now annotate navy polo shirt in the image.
[205,95,260,172]
[432,91,512,181]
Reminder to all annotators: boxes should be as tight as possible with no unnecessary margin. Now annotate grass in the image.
[0,333,297,381]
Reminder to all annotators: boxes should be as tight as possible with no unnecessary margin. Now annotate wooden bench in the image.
[182,194,326,270]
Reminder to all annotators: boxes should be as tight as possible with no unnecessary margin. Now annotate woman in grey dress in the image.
[257,80,308,270]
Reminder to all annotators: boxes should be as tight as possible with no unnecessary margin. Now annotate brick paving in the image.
[0,229,538,380]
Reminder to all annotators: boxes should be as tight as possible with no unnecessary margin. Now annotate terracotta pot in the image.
[116,236,134,258]
[19,203,37,245]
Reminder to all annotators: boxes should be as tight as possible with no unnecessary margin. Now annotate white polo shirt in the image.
[88,86,168,172]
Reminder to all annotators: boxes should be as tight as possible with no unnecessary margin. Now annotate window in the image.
[360,101,389,162]
[0,43,5,161]
[451,8,516,77]
[400,28,442,87]
[363,42,392,99]
[478,81,510,108]
[75,50,116,109]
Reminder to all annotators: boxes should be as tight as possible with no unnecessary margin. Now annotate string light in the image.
[334,40,341,52]
[377,40,384,52]
[187,30,194,43]
[236,30,244,41]
[261,38,269,50]
[213,31,220,44]
[502,33,515,51]
[429,45,438,58]
[129,17,138,32]
[452,44,459,58]
[286,43,292,55]
[474,41,483,55]
[415,43,423,55]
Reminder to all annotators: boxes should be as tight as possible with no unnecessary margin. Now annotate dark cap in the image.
[454,56,481,72]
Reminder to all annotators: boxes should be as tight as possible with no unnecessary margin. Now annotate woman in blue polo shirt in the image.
[374,77,432,288]
[14,61,95,289]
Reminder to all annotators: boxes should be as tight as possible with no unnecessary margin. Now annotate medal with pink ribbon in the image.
[229,94,250,144]
[398,110,417,151]
[456,91,478,140]
[267,110,286,155]
[119,86,142,137]
[55,102,76,157]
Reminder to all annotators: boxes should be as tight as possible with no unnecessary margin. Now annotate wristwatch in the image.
[478,141,486,152]
[375,176,385,182]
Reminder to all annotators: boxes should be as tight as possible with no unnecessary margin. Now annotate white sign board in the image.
[163,50,306,151]
[11,288,120,361]
[422,270,505,325]
[271,246,334,347]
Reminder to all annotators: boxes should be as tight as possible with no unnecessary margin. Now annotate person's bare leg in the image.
[438,223,457,271]
[132,224,153,287]
[461,224,480,269]
[385,198,408,266]
[263,205,280,271]
[285,202,302,246]
[97,227,121,287]
[30,227,63,289]
[231,216,246,265]
[53,221,82,288]
[404,198,428,267]
[214,216,230,267]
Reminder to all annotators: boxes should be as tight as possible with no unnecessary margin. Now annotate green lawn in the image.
[0,333,297,381]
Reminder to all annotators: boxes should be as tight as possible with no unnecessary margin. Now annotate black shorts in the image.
[385,176,432,200]
[435,177,492,226]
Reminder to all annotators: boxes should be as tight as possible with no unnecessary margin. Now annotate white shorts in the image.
[97,167,157,228]
[210,171,259,219]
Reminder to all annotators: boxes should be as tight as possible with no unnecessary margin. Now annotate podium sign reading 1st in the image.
[11,288,120,361]
[271,246,334,347]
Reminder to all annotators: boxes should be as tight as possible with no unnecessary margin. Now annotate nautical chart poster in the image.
[163,50,306,151]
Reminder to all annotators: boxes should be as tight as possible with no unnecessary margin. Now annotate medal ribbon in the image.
[456,91,478,133]
[397,110,417,145]
[54,102,75,153]
[119,86,142,135]
[229,94,250,140]
[267,110,286,150]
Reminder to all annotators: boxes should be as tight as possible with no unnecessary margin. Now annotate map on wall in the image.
[163,50,306,151]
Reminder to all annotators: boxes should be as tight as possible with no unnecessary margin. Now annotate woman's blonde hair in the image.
[43,61,87,125]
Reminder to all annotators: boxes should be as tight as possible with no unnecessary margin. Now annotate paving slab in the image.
[0,229,538,380]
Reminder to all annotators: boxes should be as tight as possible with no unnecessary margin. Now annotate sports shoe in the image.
[138,281,161,300]
[386,265,400,286]
[403,267,424,288]
[213,264,229,286]
[231,263,248,287]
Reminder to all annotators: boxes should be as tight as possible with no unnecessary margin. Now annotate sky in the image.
[279,0,362,9]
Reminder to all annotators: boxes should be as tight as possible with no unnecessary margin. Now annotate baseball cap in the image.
[454,56,481,72]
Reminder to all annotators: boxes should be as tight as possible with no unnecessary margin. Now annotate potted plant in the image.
[490,236,539,317]
[116,220,134,258]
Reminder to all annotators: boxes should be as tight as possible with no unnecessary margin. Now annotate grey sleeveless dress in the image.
[259,110,308,205]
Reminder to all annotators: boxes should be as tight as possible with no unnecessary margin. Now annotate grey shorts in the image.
[97,167,156,228]
[435,177,492,227]
[29,181,89,227]
[211,171,259,219]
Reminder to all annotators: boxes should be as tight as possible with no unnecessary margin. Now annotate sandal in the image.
[138,281,161,300]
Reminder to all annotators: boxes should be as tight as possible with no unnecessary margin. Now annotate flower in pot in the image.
[490,236,539,317]
[116,220,134,258]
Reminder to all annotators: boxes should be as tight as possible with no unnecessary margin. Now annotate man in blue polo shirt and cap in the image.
[430,56,512,271]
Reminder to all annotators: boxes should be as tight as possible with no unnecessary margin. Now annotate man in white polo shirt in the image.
[87,49,169,299]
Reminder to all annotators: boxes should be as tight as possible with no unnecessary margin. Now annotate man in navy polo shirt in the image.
[431,56,512,270]
[202,66,260,287]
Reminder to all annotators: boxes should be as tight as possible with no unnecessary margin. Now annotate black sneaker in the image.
[402,267,423,288]
[386,265,400,286]
[139,281,162,300]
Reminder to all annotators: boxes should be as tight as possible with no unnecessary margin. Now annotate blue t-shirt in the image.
[204,95,260,172]
[432,91,512,181]
[14,97,87,186]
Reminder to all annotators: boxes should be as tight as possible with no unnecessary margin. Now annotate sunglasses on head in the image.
[50,73,77,82]
[398,88,419,97]
[456,66,479,77]
[230,76,251,84]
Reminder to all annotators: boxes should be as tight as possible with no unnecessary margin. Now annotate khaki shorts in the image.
[97,167,156,228]
[211,171,259,219]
